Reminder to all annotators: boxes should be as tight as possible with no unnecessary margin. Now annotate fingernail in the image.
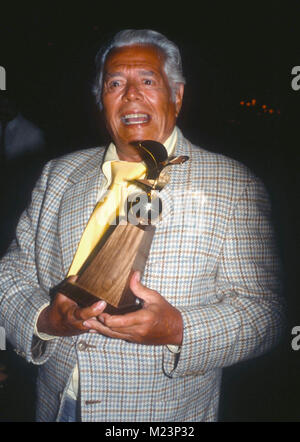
[96,301,106,309]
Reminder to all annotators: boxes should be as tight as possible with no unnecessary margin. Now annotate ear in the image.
[174,83,184,118]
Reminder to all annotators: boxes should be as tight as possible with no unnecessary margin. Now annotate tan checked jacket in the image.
[0,128,284,421]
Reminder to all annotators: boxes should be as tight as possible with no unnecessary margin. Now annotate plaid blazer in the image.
[0,128,284,422]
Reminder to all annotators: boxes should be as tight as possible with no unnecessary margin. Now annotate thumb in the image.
[129,271,158,304]
[67,275,78,283]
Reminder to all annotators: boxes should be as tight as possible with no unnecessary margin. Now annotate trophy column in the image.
[57,221,155,314]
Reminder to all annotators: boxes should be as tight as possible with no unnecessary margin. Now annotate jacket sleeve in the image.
[0,161,59,364]
[162,176,285,377]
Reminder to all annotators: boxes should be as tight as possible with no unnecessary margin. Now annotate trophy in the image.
[54,140,188,314]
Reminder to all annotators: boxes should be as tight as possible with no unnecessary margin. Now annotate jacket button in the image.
[14,349,26,358]
[77,340,88,351]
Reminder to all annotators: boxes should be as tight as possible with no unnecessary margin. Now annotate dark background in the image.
[0,1,299,421]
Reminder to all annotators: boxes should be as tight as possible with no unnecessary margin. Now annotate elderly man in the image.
[0,29,284,422]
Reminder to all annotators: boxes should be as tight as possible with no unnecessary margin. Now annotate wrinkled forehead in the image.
[104,44,166,73]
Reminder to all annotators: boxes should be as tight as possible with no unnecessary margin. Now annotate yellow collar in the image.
[102,127,178,184]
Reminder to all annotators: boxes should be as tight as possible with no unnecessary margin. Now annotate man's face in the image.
[102,44,184,160]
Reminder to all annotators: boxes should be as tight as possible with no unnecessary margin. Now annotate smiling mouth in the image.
[121,113,150,125]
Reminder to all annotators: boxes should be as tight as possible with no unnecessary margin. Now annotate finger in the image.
[54,286,107,322]
[82,318,134,341]
[83,314,134,334]
[129,271,159,304]
[73,300,107,321]
[73,315,97,332]
[67,275,78,283]
[98,309,148,329]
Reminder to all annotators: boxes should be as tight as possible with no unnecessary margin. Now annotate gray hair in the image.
[93,29,186,110]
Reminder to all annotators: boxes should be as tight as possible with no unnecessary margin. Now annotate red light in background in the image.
[238,100,280,116]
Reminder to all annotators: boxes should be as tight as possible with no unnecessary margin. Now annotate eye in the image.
[109,80,120,88]
[143,79,153,86]
[105,79,123,91]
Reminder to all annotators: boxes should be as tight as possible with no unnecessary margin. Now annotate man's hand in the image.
[36,276,107,337]
[84,272,183,346]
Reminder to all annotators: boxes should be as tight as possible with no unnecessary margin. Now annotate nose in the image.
[122,80,142,102]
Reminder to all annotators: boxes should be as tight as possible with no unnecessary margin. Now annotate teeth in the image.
[122,113,150,125]
[124,120,147,125]
[124,113,148,119]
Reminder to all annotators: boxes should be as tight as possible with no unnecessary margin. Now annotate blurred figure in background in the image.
[0,92,47,256]
[0,92,46,162]
[0,91,47,421]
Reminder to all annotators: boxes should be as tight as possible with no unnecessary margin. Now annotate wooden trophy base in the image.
[57,221,155,314]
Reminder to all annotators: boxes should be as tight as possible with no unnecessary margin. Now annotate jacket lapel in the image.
[58,149,106,275]
[159,128,194,222]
